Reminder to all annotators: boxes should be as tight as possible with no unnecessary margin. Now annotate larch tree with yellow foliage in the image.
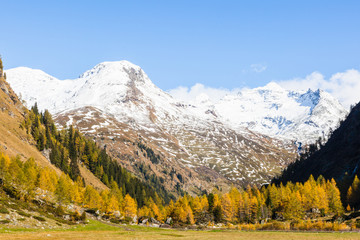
[221,193,234,222]
[83,185,103,209]
[326,179,343,216]
[123,194,137,219]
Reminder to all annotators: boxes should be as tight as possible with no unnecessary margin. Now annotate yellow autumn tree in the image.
[316,184,329,215]
[165,199,175,218]
[123,194,137,219]
[173,196,194,224]
[107,195,120,213]
[137,197,161,220]
[191,196,202,215]
[138,205,151,218]
[148,198,162,221]
[55,173,74,204]
[229,187,241,221]
[72,177,85,204]
[22,158,38,198]
[326,179,343,215]
[37,168,57,193]
[100,190,111,213]
[109,180,124,210]
[284,190,304,220]
[221,193,234,222]
[0,152,11,179]
[83,185,102,209]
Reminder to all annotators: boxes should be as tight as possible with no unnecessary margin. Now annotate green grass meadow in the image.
[0,220,359,240]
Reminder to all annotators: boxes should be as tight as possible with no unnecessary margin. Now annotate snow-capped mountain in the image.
[5,61,347,193]
[7,62,346,143]
[210,83,347,143]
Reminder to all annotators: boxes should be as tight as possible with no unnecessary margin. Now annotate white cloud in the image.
[168,83,242,104]
[250,63,267,73]
[168,69,360,109]
[276,69,360,108]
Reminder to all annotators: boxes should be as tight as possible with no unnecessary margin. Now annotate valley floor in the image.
[0,220,359,240]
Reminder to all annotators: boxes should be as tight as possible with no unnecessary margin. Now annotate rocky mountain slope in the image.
[5,61,347,193]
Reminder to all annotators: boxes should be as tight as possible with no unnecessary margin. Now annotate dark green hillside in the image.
[273,102,360,208]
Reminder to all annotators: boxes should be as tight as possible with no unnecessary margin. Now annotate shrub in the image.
[55,205,65,217]
[257,222,290,230]
[80,212,86,221]
[226,223,235,229]
[333,222,349,231]
[356,220,360,229]
[0,220,10,224]
[17,210,31,217]
[110,218,120,224]
[291,220,350,231]
[239,224,256,231]
[323,221,334,231]
[33,216,46,222]
[71,211,82,221]
[0,207,9,214]
[121,216,133,224]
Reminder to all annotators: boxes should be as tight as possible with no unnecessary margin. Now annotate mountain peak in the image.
[260,82,284,91]
[80,60,143,79]
[95,60,142,71]
[6,67,57,82]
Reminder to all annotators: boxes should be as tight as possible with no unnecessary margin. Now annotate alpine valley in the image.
[5,61,347,196]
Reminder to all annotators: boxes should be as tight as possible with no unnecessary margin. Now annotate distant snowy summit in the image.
[196,82,347,143]
[6,61,347,143]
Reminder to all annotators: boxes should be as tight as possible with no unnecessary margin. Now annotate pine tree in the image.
[0,57,3,77]
[32,102,39,116]
[347,175,360,207]
[70,157,80,181]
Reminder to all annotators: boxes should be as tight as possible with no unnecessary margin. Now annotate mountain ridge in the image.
[6,62,347,143]
[4,61,347,192]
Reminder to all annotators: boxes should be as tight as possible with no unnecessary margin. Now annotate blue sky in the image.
[1,0,360,93]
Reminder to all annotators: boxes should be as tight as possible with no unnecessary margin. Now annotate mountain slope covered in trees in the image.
[22,104,175,206]
[274,101,360,209]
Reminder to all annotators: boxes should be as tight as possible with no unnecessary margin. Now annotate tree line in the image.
[0,150,345,225]
[163,175,343,225]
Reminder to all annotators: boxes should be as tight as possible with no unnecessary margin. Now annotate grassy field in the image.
[0,220,359,240]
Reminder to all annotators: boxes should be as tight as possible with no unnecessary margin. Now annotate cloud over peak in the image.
[168,83,242,104]
[276,69,360,108]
